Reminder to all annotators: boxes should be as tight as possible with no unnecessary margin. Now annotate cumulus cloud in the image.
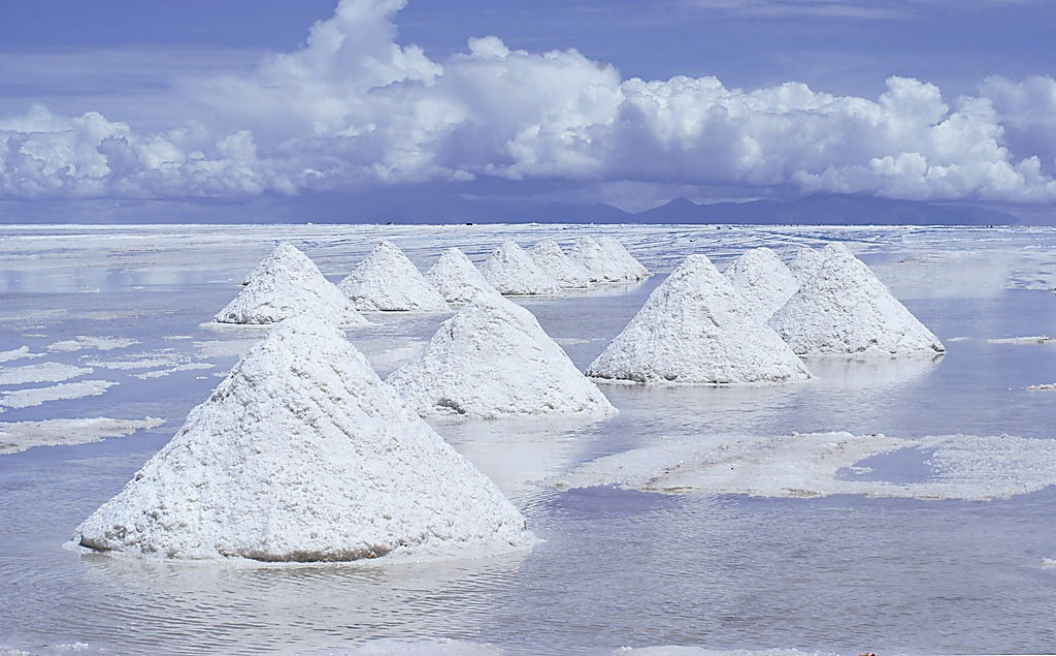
[1,0,1055,205]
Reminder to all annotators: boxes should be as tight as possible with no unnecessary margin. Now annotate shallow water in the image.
[1,224,1055,655]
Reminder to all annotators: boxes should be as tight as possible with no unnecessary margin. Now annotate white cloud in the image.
[1,0,1054,205]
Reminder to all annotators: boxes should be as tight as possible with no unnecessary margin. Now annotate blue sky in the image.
[1,0,1054,222]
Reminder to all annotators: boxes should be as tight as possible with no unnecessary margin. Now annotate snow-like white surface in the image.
[339,241,450,313]
[0,380,117,411]
[570,236,650,283]
[424,247,498,304]
[587,254,812,385]
[0,362,91,386]
[987,335,1053,345]
[723,247,800,324]
[0,417,164,455]
[479,241,561,296]
[46,337,137,353]
[529,240,592,289]
[787,246,825,283]
[0,347,43,363]
[73,315,534,562]
[388,293,617,419]
[770,243,946,357]
[216,243,368,326]
[553,431,1056,501]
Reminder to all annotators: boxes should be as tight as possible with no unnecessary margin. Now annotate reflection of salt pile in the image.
[788,246,825,283]
[587,255,812,384]
[425,248,497,304]
[74,316,533,562]
[215,243,367,326]
[388,293,617,419]
[529,240,591,289]
[338,241,450,312]
[770,243,945,356]
[724,247,800,323]
[479,241,560,295]
[570,236,650,283]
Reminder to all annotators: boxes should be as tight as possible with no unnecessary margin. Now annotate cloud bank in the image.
[1,0,1055,206]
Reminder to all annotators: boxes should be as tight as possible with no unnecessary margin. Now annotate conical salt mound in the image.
[770,243,945,357]
[570,236,649,283]
[425,248,499,304]
[387,293,617,419]
[529,240,591,289]
[724,247,800,324]
[479,241,561,296]
[338,241,450,312]
[215,243,368,326]
[73,316,534,562]
[788,246,825,283]
[587,254,812,385]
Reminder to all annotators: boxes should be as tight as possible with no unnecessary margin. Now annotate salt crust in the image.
[0,362,91,386]
[0,380,117,411]
[216,243,368,326]
[723,247,800,324]
[529,240,592,289]
[787,246,825,282]
[47,337,137,353]
[553,432,1056,501]
[338,241,450,313]
[387,293,617,419]
[570,236,649,283]
[73,315,534,562]
[587,254,812,385]
[0,417,163,455]
[0,346,43,363]
[424,247,497,304]
[770,243,945,357]
[479,241,561,295]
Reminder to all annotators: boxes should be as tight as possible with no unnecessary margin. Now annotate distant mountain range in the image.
[371,193,1021,226]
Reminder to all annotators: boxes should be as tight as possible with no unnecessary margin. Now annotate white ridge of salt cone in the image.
[788,246,826,283]
[479,241,561,296]
[215,243,368,326]
[73,315,534,562]
[338,241,450,313]
[570,236,649,283]
[770,242,946,357]
[529,240,592,289]
[724,247,801,324]
[587,254,812,385]
[387,293,617,419]
[425,248,499,304]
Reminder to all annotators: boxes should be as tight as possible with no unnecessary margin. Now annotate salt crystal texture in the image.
[73,316,534,562]
[387,293,617,419]
[425,248,498,304]
[770,242,946,357]
[788,246,825,283]
[570,236,650,283]
[215,243,367,326]
[338,241,450,312]
[529,240,592,289]
[479,241,561,296]
[723,247,800,324]
[587,254,812,385]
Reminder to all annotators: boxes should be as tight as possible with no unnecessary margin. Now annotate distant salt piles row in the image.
[214,236,649,325]
[588,242,944,386]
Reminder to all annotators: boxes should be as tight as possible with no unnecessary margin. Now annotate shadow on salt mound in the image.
[425,247,497,304]
[723,247,799,324]
[479,240,561,296]
[770,243,944,357]
[587,254,812,386]
[72,315,535,563]
[339,241,450,313]
[551,431,1056,501]
[387,293,617,420]
[215,243,368,327]
[570,236,650,283]
[529,240,592,289]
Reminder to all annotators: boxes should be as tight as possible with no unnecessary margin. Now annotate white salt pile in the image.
[73,315,534,562]
[338,241,450,312]
[787,246,826,283]
[723,247,800,324]
[215,243,367,326]
[425,247,498,304]
[529,240,592,289]
[570,236,650,283]
[479,241,561,296]
[770,242,945,357]
[587,254,812,385]
[387,293,617,419]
